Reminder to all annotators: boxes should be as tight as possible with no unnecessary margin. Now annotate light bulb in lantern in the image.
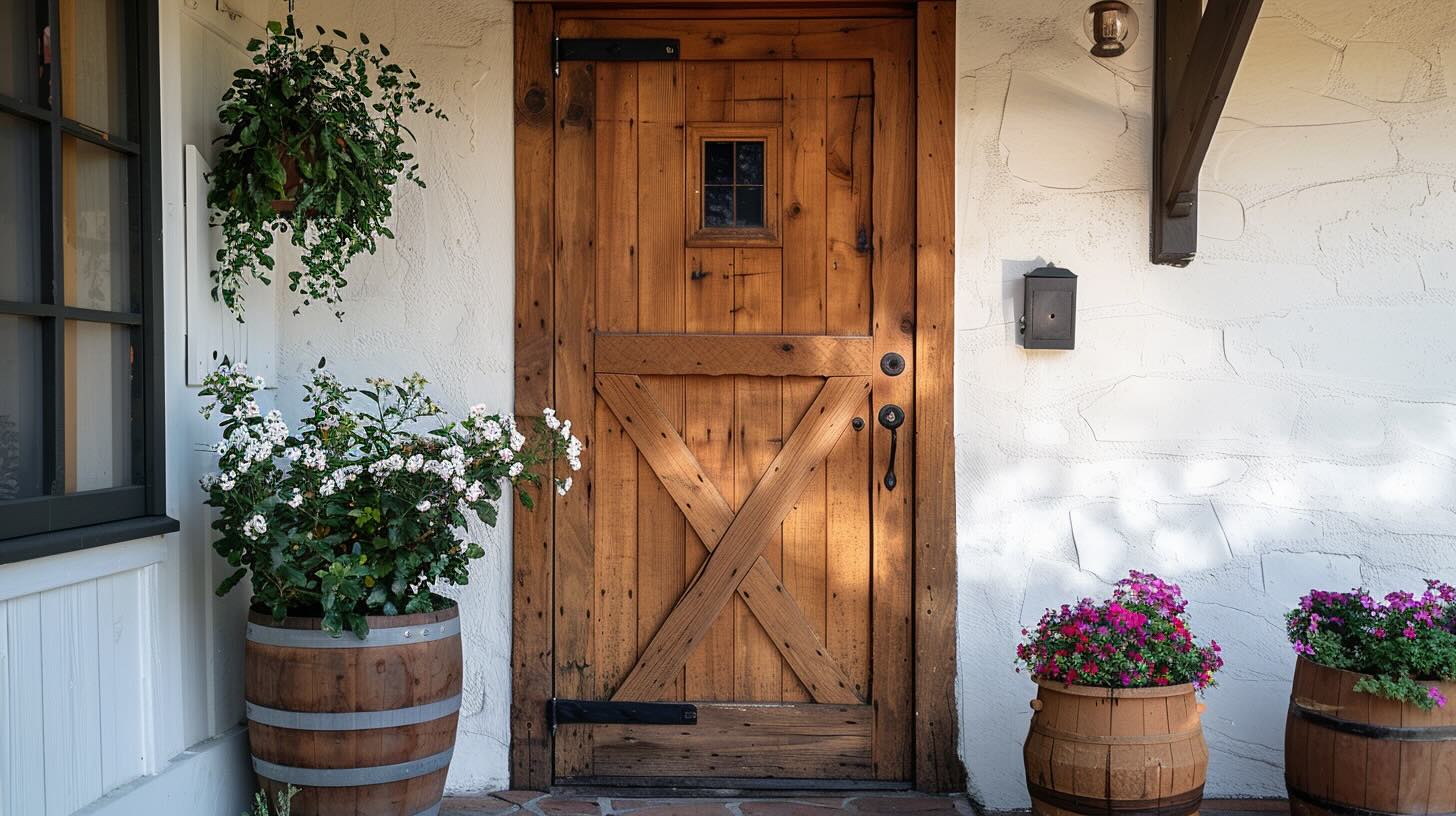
[1085,1,1139,58]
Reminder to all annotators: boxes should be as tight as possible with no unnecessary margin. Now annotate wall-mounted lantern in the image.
[1020,265,1078,350]
[1085,1,1139,58]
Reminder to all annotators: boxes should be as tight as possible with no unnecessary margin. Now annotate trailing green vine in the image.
[207,16,445,320]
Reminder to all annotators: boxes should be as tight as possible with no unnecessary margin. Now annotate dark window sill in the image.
[0,515,181,565]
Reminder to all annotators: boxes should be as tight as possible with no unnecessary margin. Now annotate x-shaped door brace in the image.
[595,373,870,705]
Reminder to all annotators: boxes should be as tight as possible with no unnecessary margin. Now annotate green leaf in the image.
[266,20,282,34]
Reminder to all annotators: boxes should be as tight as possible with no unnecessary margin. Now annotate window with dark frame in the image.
[0,0,170,557]
[702,139,766,229]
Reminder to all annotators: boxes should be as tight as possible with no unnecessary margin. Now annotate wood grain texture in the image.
[595,374,860,705]
[591,703,873,778]
[1023,681,1207,808]
[593,59,642,711]
[913,0,964,793]
[509,4,554,788]
[552,54,598,780]
[868,15,917,782]
[1286,656,1456,816]
[247,607,462,816]
[637,59,689,701]
[612,376,870,702]
[596,333,874,377]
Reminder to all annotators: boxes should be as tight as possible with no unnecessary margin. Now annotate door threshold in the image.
[552,777,912,798]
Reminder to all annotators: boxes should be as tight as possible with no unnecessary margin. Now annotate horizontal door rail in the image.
[595,333,874,377]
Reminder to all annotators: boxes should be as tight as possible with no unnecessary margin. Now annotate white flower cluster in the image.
[368,453,406,477]
[421,445,467,482]
[242,513,268,540]
[199,362,262,419]
[319,464,362,497]
[545,408,583,473]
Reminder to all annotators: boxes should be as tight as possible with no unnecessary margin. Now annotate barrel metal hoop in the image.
[1289,699,1456,741]
[247,694,462,731]
[1288,784,1456,816]
[246,616,461,648]
[1027,782,1204,816]
[252,747,454,787]
[1030,722,1204,746]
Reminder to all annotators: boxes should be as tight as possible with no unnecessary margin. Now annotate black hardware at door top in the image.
[878,404,904,491]
[554,36,680,75]
[550,699,697,728]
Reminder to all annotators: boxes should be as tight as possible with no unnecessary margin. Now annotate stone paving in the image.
[441,791,977,815]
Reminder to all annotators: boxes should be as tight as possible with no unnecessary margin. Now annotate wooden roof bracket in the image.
[1151,0,1263,266]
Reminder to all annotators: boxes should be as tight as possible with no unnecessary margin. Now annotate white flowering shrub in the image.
[200,361,580,637]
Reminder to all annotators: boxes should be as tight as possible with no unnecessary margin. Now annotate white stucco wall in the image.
[956,0,1456,806]
[269,0,520,794]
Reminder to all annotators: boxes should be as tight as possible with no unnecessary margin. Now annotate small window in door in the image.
[687,125,779,246]
[703,140,765,228]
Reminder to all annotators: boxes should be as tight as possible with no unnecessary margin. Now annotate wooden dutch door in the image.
[548,11,917,786]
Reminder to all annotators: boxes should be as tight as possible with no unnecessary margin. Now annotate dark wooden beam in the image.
[1152,0,1263,266]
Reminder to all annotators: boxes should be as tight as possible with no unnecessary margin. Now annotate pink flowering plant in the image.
[199,361,581,637]
[1287,582,1456,710]
[1016,571,1224,691]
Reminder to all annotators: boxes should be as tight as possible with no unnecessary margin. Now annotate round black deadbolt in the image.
[880,352,906,377]
[878,404,904,430]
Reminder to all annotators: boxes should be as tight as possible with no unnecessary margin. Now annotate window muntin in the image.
[702,140,766,229]
[0,0,164,550]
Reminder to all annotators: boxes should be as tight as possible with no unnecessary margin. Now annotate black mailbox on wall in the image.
[1021,265,1077,350]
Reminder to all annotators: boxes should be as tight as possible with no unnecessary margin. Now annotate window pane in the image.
[64,320,137,493]
[61,0,128,136]
[63,135,132,311]
[704,185,733,228]
[704,141,733,185]
[0,115,42,301]
[0,0,47,104]
[0,316,45,500]
[735,141,764,185]
[735,185,764,228]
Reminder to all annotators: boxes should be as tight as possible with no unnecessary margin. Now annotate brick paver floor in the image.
[441,791,976,815]
[443,793,1289,816]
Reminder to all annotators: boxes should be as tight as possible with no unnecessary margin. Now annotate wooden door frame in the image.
[510,0,961,793]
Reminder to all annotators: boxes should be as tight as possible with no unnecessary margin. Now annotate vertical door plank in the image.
[684,247,737,702]
[595,62,642,702]
[733,246,784,702]
[914,1,964,791]
[871,20,918,781]
[686,62,733,123]
[780,59,830,702]
[553,55,598,779]
[733,62,783,123]
[96,570,147,790]
[511,2,555,789]
[824,59,874,699]
[636,61,688,700]
[826,61,872,337]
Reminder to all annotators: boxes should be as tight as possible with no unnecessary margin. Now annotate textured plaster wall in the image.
[956,0,1456,805]
[271,0,518,794]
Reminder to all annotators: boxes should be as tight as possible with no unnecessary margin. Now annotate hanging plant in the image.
[207,16,445,320]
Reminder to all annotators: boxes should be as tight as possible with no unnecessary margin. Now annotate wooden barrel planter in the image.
[1286,655,1456,816]
[1023,679,1208,816]
[245,604,463,816]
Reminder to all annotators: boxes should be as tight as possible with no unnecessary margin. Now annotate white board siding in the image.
[1,566,157,816]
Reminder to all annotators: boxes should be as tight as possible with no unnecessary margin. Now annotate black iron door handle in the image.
[878,404,904,490]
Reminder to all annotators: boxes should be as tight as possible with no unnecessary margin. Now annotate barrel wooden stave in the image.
[1287,656,1456,816]
[246,605,462,816]
[1024,680,1207,816]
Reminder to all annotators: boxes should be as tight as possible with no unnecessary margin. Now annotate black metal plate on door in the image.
[556,38,680,63]
[550,699,698,726]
